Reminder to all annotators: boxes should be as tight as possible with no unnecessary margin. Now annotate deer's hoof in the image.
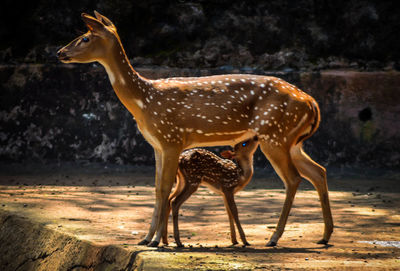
[148,241,160,247]
[266,240,277,247]
[242,242,251,247]
[317,239,328,245]
[176,243,184,248]
[138,239,150,246]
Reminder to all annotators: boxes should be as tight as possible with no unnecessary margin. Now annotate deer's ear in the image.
[81,13,105,33]
[94,10,116,30]
[220,150,235,159]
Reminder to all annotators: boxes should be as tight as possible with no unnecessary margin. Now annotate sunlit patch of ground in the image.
[0,169,399,269]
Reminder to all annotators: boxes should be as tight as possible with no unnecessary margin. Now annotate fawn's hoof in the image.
[242,242,251,247]
[317,239,328,245]
[266,240,277,247]
[148,240,160,247]
[138,239,150,246]
[176,243,184,248]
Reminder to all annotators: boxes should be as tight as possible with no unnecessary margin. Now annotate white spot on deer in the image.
[134,99,144,109]
[196,129,204,134]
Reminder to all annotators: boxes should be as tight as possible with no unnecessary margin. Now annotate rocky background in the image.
[1,0,399,170]
[2,0,400,70]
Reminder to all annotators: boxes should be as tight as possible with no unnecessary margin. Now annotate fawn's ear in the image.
[220,150,235,159]
[81,13,106,33]
[94,10,116,30]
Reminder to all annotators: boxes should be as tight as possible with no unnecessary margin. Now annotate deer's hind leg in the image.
[290,143,334,244]
[259,141,302,246]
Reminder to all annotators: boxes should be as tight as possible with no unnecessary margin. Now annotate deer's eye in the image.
[242,142,247,147]
[82,37,89,42]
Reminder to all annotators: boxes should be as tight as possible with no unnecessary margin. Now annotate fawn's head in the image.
[57,11,120,64]
[220,136,259,161]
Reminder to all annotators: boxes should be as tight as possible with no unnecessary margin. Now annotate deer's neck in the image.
[98,43,148,118]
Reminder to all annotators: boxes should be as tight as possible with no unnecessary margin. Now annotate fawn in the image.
[165,136,259,247]
[58,11,333,247]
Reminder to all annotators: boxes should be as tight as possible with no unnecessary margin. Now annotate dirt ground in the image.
[0,165,399,270]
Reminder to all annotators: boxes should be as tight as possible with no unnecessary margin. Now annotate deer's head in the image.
[57,11,120,64]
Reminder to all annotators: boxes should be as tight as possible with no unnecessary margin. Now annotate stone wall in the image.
[1,64,399,169]
[1,1,399,70]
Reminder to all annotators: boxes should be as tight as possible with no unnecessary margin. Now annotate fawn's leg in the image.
[223,199,238,245]
[223,190,250,246]
[260,141,302,247]
[171,181,199,247]
[290,144,334,244]
[162,171,186,245]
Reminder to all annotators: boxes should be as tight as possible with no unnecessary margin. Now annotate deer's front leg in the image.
[139,149,163,245]
[148,148,181,247]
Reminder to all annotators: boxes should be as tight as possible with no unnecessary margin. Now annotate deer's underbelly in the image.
[185,129,256,149]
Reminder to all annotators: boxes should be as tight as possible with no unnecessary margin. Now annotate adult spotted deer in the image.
[57,11,333,247]
[166,136,259,247]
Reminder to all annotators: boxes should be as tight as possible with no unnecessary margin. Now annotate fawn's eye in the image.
[82,37,89,42]
[242,142,247,147]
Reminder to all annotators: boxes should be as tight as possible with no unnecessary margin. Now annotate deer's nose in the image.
[56,49,63,58]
